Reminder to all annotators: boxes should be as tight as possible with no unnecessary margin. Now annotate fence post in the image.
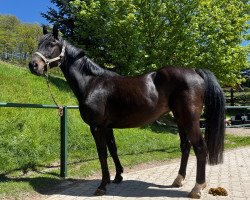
[60,106,68,177]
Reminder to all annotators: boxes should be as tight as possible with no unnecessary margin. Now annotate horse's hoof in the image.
[172,181,183,187]
[188,182,207,199]
[172,174,184,187]
[112,175,123,184]
[188,191,201,199]
[94,188,106,196]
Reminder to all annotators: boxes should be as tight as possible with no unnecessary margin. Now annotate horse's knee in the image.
[180,142,191,154]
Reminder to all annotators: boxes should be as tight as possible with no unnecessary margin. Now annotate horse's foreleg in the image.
[90,126,110,196]
[106,128,124,184]
[172,128,191,187]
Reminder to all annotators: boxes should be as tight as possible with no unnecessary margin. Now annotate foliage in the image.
[41,0,77,43]
[0,15,19,54]
[43,0,249,85]
[0,15,42,66]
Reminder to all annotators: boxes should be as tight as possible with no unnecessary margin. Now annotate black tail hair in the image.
[196,69,225,165]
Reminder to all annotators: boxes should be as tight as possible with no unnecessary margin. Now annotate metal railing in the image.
[0,102,249,177]
[226,106,250,128]
[0,102,79,178]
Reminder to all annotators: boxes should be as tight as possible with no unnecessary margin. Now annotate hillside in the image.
[0,61,179,174]
[0,61,88,173]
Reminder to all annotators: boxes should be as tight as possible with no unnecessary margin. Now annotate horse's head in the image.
[29,25,65,76]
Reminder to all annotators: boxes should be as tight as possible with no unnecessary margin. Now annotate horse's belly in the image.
[109,107,170,128]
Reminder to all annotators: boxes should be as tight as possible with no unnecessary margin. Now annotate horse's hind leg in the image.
[171,93,206,198]
[172,126,191,187]
[106,128,124,183]
[174,120,207,198]
[188,135,207,198]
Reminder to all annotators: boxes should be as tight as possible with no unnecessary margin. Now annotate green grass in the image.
[225,134,250,148]
[0,61,250,199]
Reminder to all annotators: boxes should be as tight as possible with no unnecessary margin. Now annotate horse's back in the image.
[156,67,204,86]
[155,67,205,96]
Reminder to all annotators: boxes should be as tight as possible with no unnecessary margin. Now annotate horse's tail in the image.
[196,69,225,165]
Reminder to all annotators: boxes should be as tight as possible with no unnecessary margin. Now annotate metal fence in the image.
[0,102,249,177]
[0,102,78,178]
[0,52,30,60]
[226,106,250,127]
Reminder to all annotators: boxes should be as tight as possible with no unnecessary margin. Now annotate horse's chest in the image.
[78,91,108,126]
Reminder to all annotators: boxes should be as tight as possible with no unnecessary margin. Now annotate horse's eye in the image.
[46,43,55,48]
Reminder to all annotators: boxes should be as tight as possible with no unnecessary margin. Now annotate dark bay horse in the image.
[29,26,225,198]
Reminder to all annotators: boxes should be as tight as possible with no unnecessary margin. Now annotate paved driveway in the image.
[46,146,250,200]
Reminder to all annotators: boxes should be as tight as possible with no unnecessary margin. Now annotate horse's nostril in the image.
[33,62,38,68]
[29,61,38,71]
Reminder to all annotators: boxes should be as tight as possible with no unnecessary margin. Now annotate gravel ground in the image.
[225,127,250,136]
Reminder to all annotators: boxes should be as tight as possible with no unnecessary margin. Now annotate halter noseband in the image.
[34,41,66,68]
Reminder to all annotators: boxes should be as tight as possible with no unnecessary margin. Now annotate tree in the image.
[0,15,42,65]
[17,24,42,58]
[43,0,249,85]
[0,15,19,55]
[41,0,77,43]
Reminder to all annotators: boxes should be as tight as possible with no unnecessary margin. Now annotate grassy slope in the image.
[0,61,78,171]
[0,61,250,199]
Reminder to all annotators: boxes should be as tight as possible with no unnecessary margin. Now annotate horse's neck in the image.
[60,44,93,100]
[59,42,118,101]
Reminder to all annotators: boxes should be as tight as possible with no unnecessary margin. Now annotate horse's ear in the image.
[52,25,59,39]
[43,25,48,35]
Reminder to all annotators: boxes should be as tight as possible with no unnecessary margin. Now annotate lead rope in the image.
[45,66,64,117]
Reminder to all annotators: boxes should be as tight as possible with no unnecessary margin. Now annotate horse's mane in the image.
[63,39,117,77]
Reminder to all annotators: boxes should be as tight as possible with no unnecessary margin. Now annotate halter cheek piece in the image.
[34,41,66,69]
[34,41,66,116]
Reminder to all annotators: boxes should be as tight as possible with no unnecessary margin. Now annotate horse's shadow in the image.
[0,173,190,198]
[0,173,63,194]
[54,179,190,198]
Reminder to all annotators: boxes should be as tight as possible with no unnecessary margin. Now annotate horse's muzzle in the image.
[29,60,46,76]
